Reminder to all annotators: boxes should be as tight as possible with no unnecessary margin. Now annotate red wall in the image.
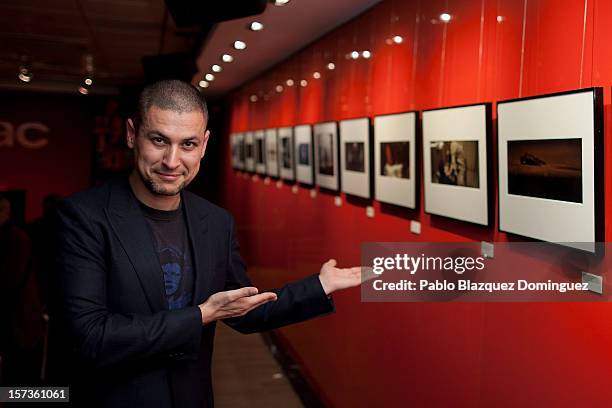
[222,1,612,406]
[0,93,97,222]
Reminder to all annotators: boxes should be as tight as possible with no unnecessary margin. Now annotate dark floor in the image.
[212,323,304,408]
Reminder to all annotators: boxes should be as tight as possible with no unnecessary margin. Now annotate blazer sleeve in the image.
[222,215,335,334]
[55,199,202,369]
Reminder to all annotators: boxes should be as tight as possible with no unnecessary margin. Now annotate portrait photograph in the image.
[422,104,491,226]
[294,124,314,185]
[430,140,479,188]
[497,88,603,251]
[317,133,334,176]
[345,142,365,172]
[374,112,417,209]
[265,128,279,177]
[313,122,339,190]
[244,131,255,172]
[230,134,239,169]
[340,117,371,198]
[298,144,309,165]
[278,126,295,181]
[239,137,245,163]
[254,130,266,175]
[256,139,264,164]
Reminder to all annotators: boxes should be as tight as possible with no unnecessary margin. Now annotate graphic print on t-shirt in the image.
[159,245,193,310]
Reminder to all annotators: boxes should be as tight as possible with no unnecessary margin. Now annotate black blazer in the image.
[53,177,333,407]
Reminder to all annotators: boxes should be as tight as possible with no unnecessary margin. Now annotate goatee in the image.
[139,172,185,196]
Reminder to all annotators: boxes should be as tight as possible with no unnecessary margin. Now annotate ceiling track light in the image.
[205,73,215,81]
[249,21,264,31]
[233,40,247,50]
[221,53,234,63]
[212,64,222,73]
[18,67,32,83]
[199,80,209,88]
[273,0,290,5]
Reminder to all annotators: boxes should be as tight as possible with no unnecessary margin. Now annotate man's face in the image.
[127,106,209,197]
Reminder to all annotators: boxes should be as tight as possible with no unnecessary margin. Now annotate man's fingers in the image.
[226,292,277,317]
[224,286,259,302]
[326,258,337,267]
[243,293,277,312]
[361,266,377,282]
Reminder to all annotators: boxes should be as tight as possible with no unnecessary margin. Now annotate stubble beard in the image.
[139,171,186,196]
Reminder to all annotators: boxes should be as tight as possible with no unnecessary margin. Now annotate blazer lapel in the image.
[105,178,168,312]
[182,192,211,305]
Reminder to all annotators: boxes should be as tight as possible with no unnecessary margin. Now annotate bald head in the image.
[133,80,208,134]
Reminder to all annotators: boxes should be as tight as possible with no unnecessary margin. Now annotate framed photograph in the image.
[340,117,372,198]
[230,133,242,170]
[294,124,314,185]
[422,103,492,226]
[244,131,255,172]
[278,127,295,181]
[254,130,266,175]
[374,112,417,208]
[265,128,279,177]
[497,88,604,252]
[314,121,339,191]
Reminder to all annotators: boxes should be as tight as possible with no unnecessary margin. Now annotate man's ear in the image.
[200,129,211,159]
[126,119,136,148]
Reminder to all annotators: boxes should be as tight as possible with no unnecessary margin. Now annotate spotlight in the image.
[326,62,335,70]
[362,50,371,59]
[233,40,247,50]
[222,54,234,63]
[313,71,321,79]
[199,80,209,88]
[84,78,93,86]
[497,15,505,23]
[273,0,290,5]
[18,67,32,83]
[205,73,215,81]
[249,21,264,31]
[250,94,258,102]
[393,35,403,44]
[275,85,283,93]
[350,51,359,59]
[212,64,222,73]
[286,79,294,86]
[300,79,307,87]
[440,13,452,22]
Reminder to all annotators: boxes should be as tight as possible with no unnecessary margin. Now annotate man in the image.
[55,80,362,407]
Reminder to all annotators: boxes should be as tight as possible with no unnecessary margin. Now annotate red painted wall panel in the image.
[0,93,96,222]
[222,0,612,406]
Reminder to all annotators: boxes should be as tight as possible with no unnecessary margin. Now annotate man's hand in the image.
[198,287,277,325]
[318,259,368,295]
